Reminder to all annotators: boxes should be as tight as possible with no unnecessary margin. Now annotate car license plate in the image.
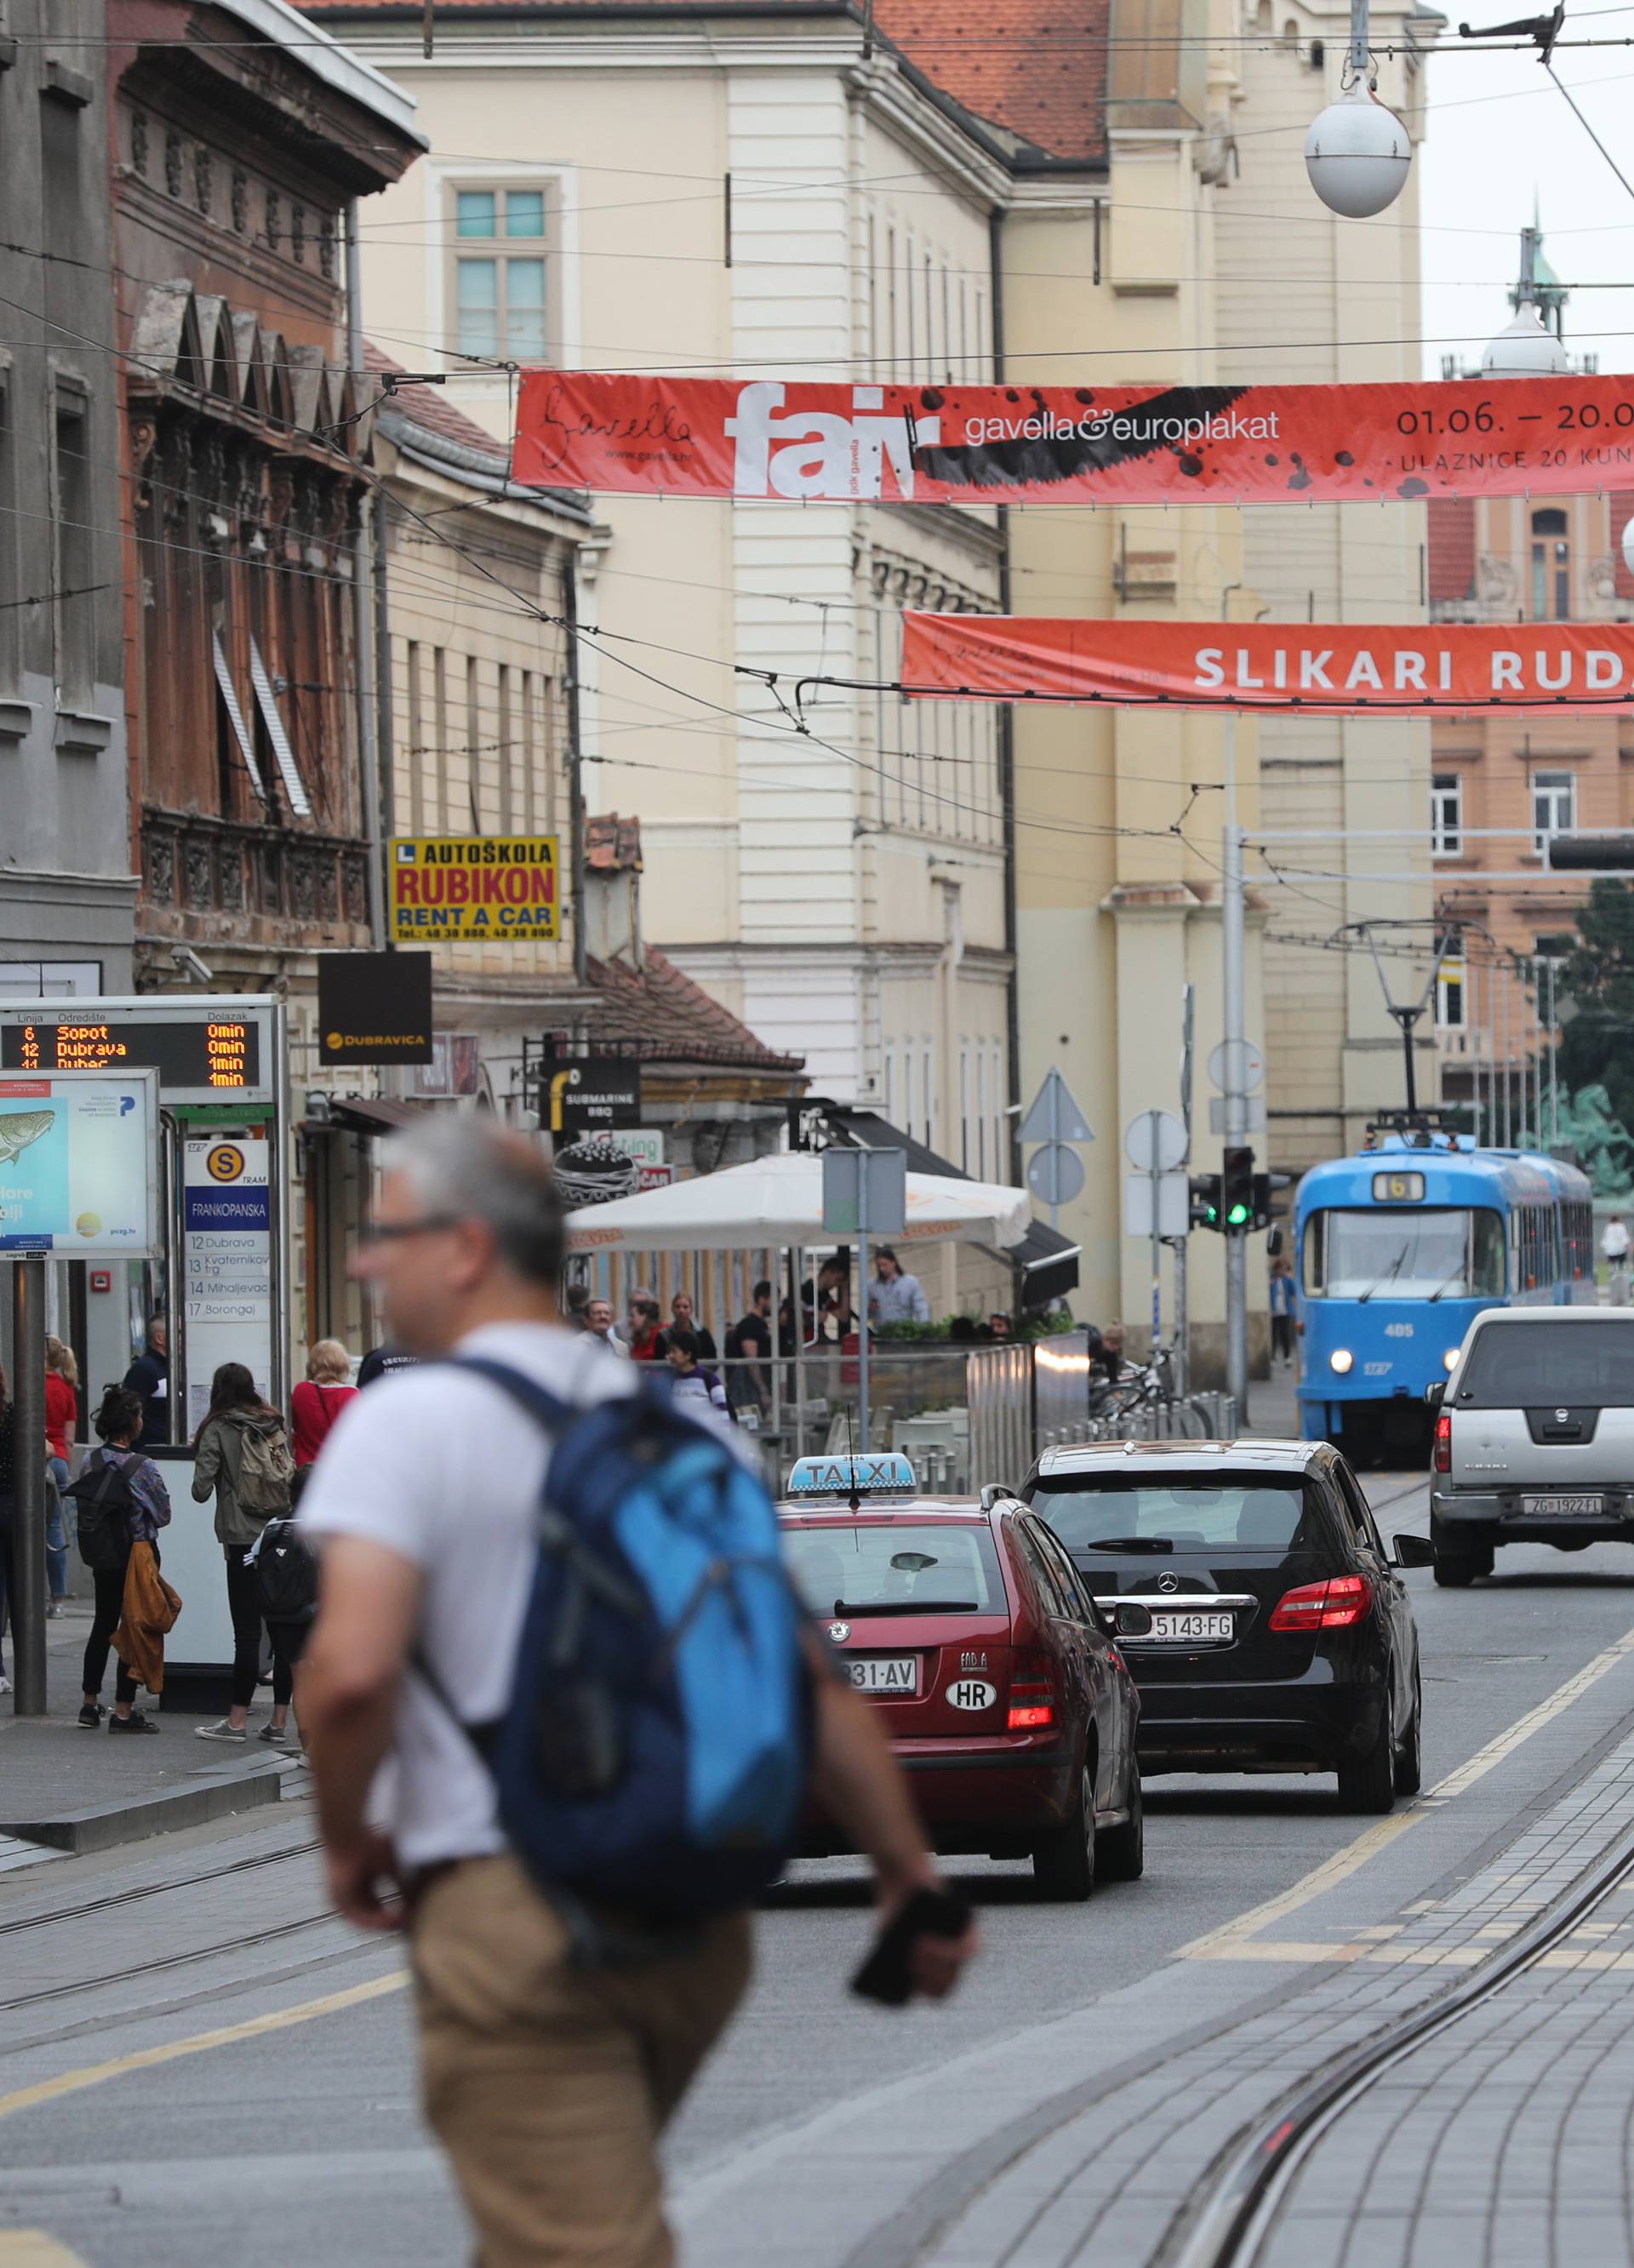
[1521,1494,1607,1517]
[848,1656,916,1694]
[1145,1611,1234,1644]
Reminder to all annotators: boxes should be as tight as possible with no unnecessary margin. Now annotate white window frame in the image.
[1532,768,1576,855]
[1431,771,1462,860]
[249,635,313,817]
[424,156,580,405]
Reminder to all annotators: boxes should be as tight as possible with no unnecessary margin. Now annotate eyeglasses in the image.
[357,1214,460,1246]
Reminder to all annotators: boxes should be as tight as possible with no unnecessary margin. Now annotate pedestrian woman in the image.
[290,1338,358,1467]
[76,1385,171,1732]
[191,1363,296,1746]
[1270,1256,1297,1366]
[44,1334,79,1615]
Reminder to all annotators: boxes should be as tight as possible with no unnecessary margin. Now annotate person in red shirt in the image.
[43,1335,79,1614]
[290,1340,359,1466]
[626,1297,665,1362]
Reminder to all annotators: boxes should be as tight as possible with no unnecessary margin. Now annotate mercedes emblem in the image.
[1157,1571,1180,1595]
[829,1620,850,1643]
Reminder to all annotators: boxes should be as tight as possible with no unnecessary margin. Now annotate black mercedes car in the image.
[1019,1439,1433,1813]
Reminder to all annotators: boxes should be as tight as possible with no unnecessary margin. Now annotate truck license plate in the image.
[1521,1494,1606,1517]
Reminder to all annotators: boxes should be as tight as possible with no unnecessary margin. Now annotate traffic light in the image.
[1223,1145,1254,1230]
[1190,1173,1222,1231]
[1250,1170,1294,1233]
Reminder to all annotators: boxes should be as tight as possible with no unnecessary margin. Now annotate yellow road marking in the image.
[0,1969,408,2125]
[1179,1618,1634,1961]
[0,2239,92,2265]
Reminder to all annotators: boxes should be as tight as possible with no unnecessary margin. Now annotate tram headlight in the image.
[1329,1348,1354,1374]
[1443,1347,1460,1372]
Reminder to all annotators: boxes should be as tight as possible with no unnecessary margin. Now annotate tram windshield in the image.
[1303,1207,1506,1302]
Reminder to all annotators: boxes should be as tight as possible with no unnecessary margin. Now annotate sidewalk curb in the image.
[0,1762,289,1855]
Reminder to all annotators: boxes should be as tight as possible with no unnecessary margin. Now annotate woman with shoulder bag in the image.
[70,1385,172,1732]
[191,1363,297,1747]
[290,1339,358,1467]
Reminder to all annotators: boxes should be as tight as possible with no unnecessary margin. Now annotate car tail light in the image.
[1008,1648,1056,1731]
[1434,1410,1452,1474]
[1269,1574,1374,1631]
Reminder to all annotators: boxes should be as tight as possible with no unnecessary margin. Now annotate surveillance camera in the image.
[170,944,215,985]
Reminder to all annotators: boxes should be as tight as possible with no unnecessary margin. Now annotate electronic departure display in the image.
[1,1019,262,1093]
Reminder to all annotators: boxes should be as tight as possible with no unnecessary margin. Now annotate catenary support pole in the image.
[1222,713,1248,1419]
[1174,981,1194,1396]
[12,1260,47,1715]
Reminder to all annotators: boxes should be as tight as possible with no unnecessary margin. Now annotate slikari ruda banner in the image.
[899,615,1634,717]
[513,369,1634,507]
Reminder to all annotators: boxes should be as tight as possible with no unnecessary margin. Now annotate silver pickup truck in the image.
[1430,1308,1634,1585]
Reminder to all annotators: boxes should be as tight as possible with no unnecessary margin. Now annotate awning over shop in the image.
[565,1149,1031,1255]
[306,1094,426,1135]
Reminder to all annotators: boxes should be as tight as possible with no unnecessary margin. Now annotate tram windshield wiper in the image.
[1357,1252,1407,1304]
[1426,1265,1466,1303]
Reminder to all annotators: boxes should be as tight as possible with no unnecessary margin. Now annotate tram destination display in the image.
[2,1020,264,1106]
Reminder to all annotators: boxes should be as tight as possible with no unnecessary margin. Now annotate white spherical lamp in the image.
[1305,80,1412,219]
[1481,305,1570,380]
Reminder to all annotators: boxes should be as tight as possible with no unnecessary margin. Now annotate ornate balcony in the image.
[140,808,370,951]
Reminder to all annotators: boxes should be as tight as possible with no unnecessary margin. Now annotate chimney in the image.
[582,814,643,968]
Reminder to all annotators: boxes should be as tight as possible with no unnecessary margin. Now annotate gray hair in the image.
[379,1115,566,1286]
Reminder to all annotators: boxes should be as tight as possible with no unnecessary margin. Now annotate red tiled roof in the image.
[585,946,803,1073]
[305,2,1106,165]
[365,339,506,464]
[1426,496,1477,607]
[872,0,1107,163]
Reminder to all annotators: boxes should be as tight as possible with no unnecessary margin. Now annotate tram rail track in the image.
[0,1836,323,1940]
[1163,1818,1634,2267]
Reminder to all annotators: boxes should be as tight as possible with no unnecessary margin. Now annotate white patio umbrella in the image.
[564,1149,1031,1254]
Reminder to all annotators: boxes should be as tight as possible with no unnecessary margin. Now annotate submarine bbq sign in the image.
[898,616,1634,717]
[513,370,1634,508]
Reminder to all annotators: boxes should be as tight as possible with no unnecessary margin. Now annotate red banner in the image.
[900,614,1634,716]
[514,369,1634,508]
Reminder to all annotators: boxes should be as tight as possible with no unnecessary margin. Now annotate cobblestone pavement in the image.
[894,1723,1634,2265]
[1260,1805,1634,2265]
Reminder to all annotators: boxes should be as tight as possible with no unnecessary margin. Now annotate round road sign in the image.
[1027,1143,1086,1208]
[1123,1109,1187,1174]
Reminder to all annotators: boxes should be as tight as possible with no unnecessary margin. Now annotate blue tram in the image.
[1294,1134,1594,1461]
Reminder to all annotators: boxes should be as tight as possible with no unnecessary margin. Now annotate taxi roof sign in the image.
[786,1452,917,1498]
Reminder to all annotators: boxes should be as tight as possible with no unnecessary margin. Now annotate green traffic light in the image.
[1226,1202,1252,1226]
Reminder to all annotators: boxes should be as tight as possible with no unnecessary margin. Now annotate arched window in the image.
[1531,506,1570,619]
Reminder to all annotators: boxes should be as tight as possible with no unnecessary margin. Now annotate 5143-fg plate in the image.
[1144,1611,1234,1645]
[848,1656,917,1694]
[1521,1494,1607,1518]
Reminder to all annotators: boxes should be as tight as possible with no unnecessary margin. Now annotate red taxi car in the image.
[778,1454,1143,1900]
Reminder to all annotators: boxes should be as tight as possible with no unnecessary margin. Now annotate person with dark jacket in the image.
[0,1367,12,1698]
[191,1364,295,1746]
[122,1316,170,1448]
[76,1385,171,1732]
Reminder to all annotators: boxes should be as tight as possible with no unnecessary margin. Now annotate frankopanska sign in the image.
[317,952,434,1066]
[544,1055,642,1136]
[514,369,1634,509]
[391,835,559,943]
[900,615,1634,718]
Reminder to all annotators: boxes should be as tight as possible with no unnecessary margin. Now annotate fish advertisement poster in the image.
[0,1070,160,1255]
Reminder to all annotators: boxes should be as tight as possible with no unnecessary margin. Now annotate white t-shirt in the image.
[1604,1222,1630,1262]
[300,1321,636,1870]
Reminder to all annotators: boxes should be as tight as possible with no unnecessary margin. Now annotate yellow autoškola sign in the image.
[390,836,559,940]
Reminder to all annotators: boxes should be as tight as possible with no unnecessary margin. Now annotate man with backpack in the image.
[300,1117,976,2268]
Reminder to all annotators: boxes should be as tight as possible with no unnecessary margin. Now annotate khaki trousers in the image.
[412,1856,753,2268]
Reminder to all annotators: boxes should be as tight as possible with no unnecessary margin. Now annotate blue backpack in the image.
[437,1357,809,1928]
